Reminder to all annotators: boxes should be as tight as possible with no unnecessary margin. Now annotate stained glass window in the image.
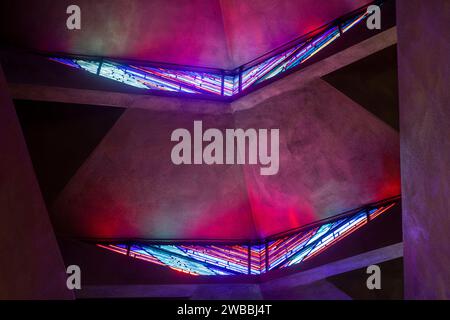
[49,8,371,99]
[98,201,397,275]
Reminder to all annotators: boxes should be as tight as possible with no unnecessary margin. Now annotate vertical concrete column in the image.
[0,65,73,299]
[397,1,450,299]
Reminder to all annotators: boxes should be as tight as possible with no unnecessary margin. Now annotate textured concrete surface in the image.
[51,76,400,240]
[397,0,450,299]
[219,0,369,66]
[15,100,125,207]
[0,65,73,299]
[190,284,263,300]
[53,108,256,240]
[77,283,264,300]
[0,0,230,69]
[261,279,351,300]
[234,78,400,238]
[9,83,230,115]
[0,0,368,69]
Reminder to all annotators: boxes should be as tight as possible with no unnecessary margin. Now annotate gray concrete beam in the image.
[8,84,231,115]
[260,242,403,292]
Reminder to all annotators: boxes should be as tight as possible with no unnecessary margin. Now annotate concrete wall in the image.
[0,0,231,69]
[0,65,73,299]
[2,21,401,242]
[233,78,400,238]
[53,107,257,240]
[397,0,450,299]
[52,76,400,240]
[219,0,368,66]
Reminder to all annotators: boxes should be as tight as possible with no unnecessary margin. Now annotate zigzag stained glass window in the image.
[48,8,370,98]
[97,200,398,276]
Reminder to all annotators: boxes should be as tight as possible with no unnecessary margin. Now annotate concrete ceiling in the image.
[43,78,400,241]
[3,1,400,242]
[6,25,401,241]
[0,0,369,69]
